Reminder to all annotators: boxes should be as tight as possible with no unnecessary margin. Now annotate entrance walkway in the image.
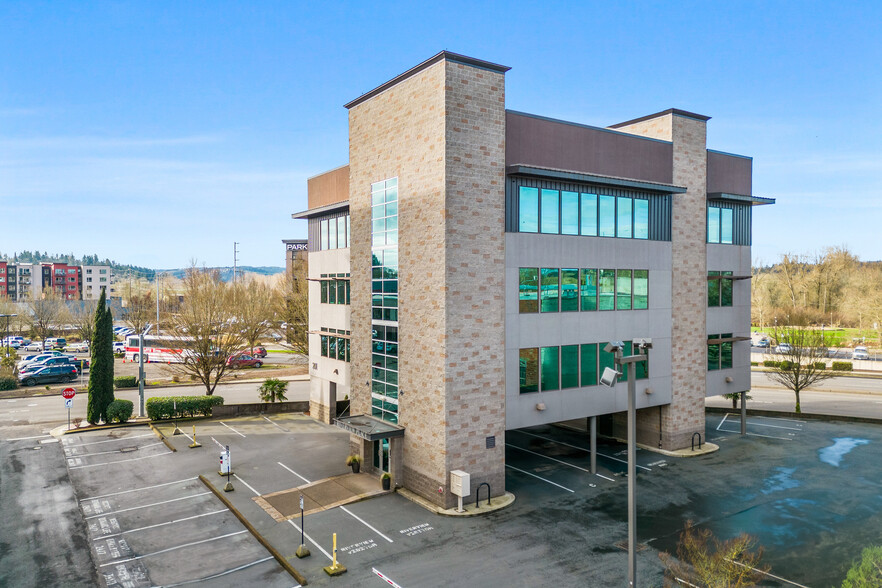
[255,472,389,521]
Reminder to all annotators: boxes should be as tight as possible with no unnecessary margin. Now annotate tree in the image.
[660,521,768,587]
[842,545,882,587]
[28,288,68,348]
[235,279,275,355]
[87,289,114,424]
[71,300,98,344]
[163,268,245,395]
[258,378,288,403]
[122,288,154,337]
[277,257,308,354]
[766,321,836,413]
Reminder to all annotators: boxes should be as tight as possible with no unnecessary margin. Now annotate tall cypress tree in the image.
[100,303,115,421]
[86,288,108,424]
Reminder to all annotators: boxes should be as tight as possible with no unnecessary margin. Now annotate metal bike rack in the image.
[475,482,491,508]
[691,432,703,451]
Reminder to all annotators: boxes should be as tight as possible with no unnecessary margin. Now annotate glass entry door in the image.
[373,439,390,473]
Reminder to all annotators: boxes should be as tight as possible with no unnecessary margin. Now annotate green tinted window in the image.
[580,343,598,386]
[721,333,733,369]
[320,335,328,357]
[540,346,559,391]
[617,196,632,238]
[519,268,539,313]
[599,269,616,310]
[634,199,649,239]
[637,348,649,380]
[721,271,733,307]
[320,281,328,303]
[519,187,539,233]
[580,193,597,236]
[561,345,579,389]
[561,191,579,235]
[580,269,597,311]
[541,189,560,234]
[599,195,616,237]
[708,271,720,307]
[519,348,539,393]
[721,209,734,244]
[708,335,720,371]
[561,269,579,312]
[599,342,616,381]
[633,270,648,309]
[540,268,559,313]
[617,270,632,310]
[708,207,721,243]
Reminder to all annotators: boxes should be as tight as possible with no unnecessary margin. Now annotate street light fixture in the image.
[602,338,651,588]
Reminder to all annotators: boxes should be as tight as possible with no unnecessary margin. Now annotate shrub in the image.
[750,362,758,367]
[778,360,794,370]
[813,362,826,370]
[146,396,224,420]
[346,455,362,466]
[106,399,134,423]
[114,376,138,389]
[258,378,288,403]
[763,360,779,368]
[0,377,18,391]
[832,361,853,372]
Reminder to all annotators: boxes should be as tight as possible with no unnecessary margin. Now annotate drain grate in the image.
[119,446,139,453]
[614,541,649,552]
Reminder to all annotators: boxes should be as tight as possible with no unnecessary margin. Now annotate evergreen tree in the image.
[101,303,115,421]
[86,289,108,424]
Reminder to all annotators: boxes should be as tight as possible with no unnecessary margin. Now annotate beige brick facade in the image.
[614,113,709,449]
[347,56,507,507]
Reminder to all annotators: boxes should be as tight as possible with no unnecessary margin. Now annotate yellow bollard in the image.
[322,531,347,576]
[188,424,202,449]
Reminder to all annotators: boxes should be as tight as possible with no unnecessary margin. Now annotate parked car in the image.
[44,337,67,350]
[775,343,792,354]
[2,337,24,349]
[19,364,79,386]
[113,341,126,353]
[250,346,267,358]
[68,342,89,353]
[19,356,87,376]
[755,338,770,348]
[852,346,870,360]
[24,341,44,351]
[226,352,263,369]
[17,352,65,370]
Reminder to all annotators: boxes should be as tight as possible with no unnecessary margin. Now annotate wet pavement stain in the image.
[818,437,870,466]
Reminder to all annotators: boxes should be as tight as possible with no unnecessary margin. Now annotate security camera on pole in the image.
[600,338,651,588]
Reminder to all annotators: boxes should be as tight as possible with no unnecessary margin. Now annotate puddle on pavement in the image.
[761,467,799,495]
[818,437,869,467]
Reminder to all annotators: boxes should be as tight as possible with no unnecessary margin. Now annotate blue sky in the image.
[2,1,880,268]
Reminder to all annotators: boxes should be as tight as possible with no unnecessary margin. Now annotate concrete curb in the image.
[396,487,517,516]
[50,418,152,438]
[706,406,882,425]
[198,475,309,586]
[149,423,177,452]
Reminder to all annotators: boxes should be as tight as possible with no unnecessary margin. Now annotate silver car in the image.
[852,346,870,360]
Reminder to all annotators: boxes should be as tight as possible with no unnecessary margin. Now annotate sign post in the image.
[62,387,76,430]
[295,493,310,558]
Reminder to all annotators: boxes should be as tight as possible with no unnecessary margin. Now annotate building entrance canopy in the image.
[335,414,405,442]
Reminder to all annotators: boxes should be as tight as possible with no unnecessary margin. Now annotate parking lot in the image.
[3,405,879,587]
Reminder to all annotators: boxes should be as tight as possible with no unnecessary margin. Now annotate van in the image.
[44,337,67,350]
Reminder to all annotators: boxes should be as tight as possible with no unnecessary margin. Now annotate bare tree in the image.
[767,321,836,413]
[276,257,308,354]
[162,268,245,395]
[234,279,275,354]
[778,253,809,309]
[660,521,768,587]
[28,289,69,349]
[122,284,154,336]
[71,299,98,344]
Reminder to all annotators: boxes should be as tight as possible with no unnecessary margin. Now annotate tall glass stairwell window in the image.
[371,178,399,424]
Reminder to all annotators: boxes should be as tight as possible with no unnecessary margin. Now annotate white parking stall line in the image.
[516,430,652,472]
[4,434,52,441]
[85,492,212,519]
[210,436,226,450]
[717,428,793,441]
[231,472,333,561]
[716,413,729,431]
[99,510,229,540]
[73,433,155,447]
[339,506,394,543]
[748,414,806,424]
[262,415,289,432]
[507,444,615,482]
[153,557,280,588]
[81,477,198,502]
[505,464,574,492]
[744,421,803,431]
[277,462,311,484]
[73,441,165,458]
[219,421,246,438]
[70,451,173,469]
[99,530,248,567]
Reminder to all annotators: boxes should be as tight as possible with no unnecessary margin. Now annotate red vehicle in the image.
[226,352,263,369]
[250,346,267,358]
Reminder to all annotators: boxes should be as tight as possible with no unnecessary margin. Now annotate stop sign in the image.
[62,388,76,400]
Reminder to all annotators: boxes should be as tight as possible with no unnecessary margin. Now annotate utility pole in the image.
[233,242,239,284]
[156,272,160,335]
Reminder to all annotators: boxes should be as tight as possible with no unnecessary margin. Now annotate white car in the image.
[775,343,792,354]
[113,342,126,353]
[68,342,89,353]
[852,346,870,360]
[24,341,44,351]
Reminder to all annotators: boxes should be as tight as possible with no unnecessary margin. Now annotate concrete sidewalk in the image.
[255,472,389,521]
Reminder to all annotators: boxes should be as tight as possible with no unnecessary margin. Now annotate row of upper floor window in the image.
[519,268,648,313]
[319,215,351,251]
[519,341,649,394]
[320,279,350,305]
[517,187,651,239]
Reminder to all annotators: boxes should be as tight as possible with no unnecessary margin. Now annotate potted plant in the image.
[381,472,391,491]
[346,454,361,474]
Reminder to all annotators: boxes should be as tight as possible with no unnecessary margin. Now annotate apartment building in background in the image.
[0,261,111,301]
[292,51,774,509]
